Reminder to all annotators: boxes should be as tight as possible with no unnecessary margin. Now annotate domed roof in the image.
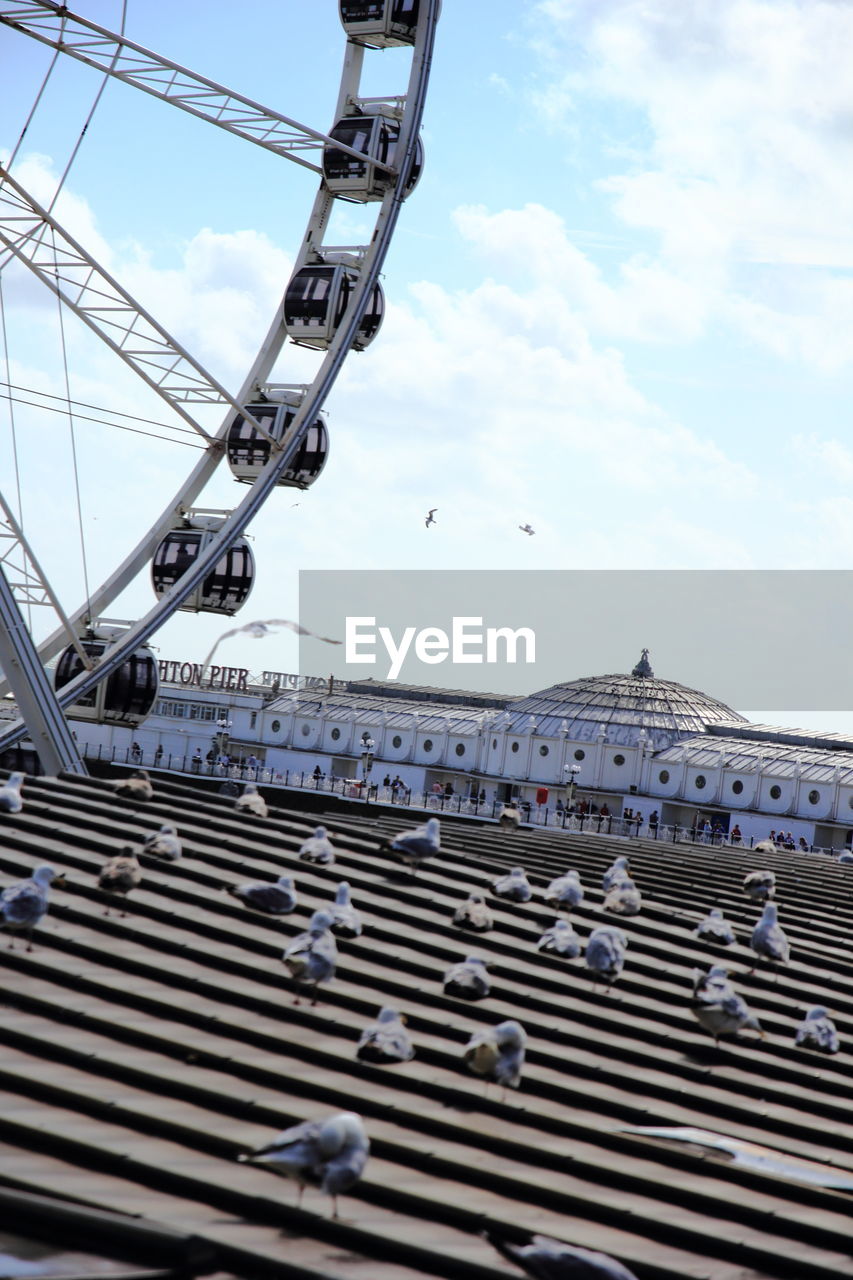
[505,651,746,750]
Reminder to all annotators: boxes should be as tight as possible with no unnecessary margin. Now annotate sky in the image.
[3,0,853,731]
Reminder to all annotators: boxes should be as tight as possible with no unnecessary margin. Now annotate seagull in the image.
[750,902,790,968]
[201,618,341,671]
[283,909,337,1004]
[229,874,297,915]
[356,1007,415,1064]
[115,770,153,801]
[443,955,491,1000]
[795,1006,840,1055]
[585,925,628,989]
[387,817,440,874]
[464,1020,527,1089]
[743,869,776,902]
[602,855,630,893]
[693,907,735,946]
[141,822,182,861]
[491,866,532,902]
[487,1233,639,1280]
[238,1111,369,1217]
[235,782,268,818]
[543,869,584,911]
[425,508,437,528]
[299,825,335,865]
[537,919,581,959]
[328,882,362,938]
[603,877,642,917]
[498,804,521,831]
[97,847,142,916]
[518,524,535,536]
[0,772,25,814]
[1,864,65,950]
[452,891,494,932]
[691,966,763,1042]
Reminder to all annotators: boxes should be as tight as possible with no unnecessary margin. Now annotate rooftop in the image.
[1,770,852,1279]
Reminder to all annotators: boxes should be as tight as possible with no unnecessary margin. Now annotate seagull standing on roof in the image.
[98,847,142,916]
[743,869,776,901]
[750,902,790,968]
[492,866,532,902]
[464,1020,527,1089]
[115,770,153,801]
[691,965,763,1042]
[603,876,642,917]
[0,772,24,814]
[453,891,494,932]
[387,817,440,874]
[141,822,182,861]
[544,869,584,911]
[328,882,362,938]
[537,919,581,959]
[1,864,65,950]
[443,955,491,1000]
[602,855,630,893]
[299,825,335,865]
[283,909,338,1005]
[585,925,627,990]
[518,524,535,536]
[694,907,735,946]
[229,874,297,915]
[235,782,268,817]
[795,1007,840,1054]
[238,1110,369,1217]
[487,1232,639,1280]
[357,1007,415,1064]
[425,508,437,528]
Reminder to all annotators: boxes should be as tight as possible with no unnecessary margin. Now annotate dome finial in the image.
[632,648,654,678]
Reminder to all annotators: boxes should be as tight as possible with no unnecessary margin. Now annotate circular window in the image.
[455,743,465,757]
[769,784,781,799]
[270,719,281,733]
[732,779,743,795]
[392,734,402,748]
[574,749,585,761]
[809,788,820,805]
[613,754,625,766]
[330,727,341,741]
[695,775,706,789]
[423,739,433,753]
[300,723,311,737]
[539,745,549,757]
[511,742,520,753]
[658,769,670,784]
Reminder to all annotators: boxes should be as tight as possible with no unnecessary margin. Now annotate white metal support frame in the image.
[0,0,441,759]
[0,1,394,176]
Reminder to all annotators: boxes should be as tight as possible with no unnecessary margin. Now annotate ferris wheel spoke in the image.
[0,1,394,176]
[0,165,280,444]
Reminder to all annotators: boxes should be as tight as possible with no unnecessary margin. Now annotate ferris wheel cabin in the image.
[54,636,159,726]
[339,0,437,46]
[151,527,255,615]
[227,402,329,487]
[323,114,423,201]
[284,264,384,350]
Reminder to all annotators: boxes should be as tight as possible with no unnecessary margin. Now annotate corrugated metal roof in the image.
[656,737,853,783]
[0,770,852,1279]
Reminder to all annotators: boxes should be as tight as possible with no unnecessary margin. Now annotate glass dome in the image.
[506,652,746,751]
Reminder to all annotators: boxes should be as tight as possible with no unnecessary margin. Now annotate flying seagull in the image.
[425,508,437,528]
[518,523,535,536]
[201,618,341,670]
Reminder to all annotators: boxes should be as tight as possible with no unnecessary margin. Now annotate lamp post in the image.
[564,762,581,809]
[360,733,375,788]
[212,716,232,774]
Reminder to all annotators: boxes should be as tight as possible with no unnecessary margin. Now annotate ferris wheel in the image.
[0,0,441,772]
